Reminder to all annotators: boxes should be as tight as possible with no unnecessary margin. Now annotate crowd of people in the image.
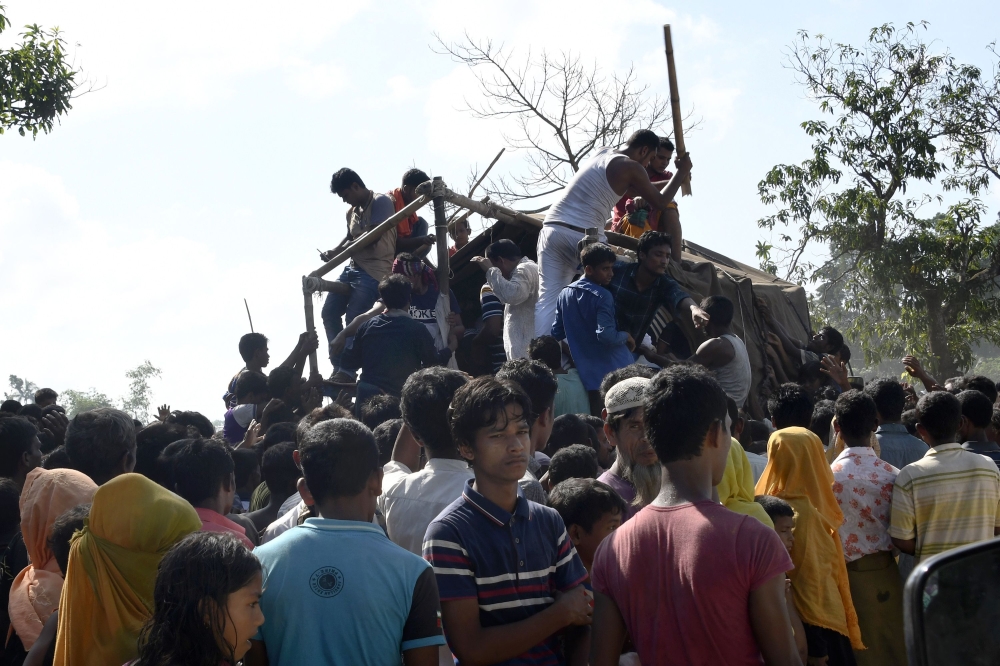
[1,129,999,666]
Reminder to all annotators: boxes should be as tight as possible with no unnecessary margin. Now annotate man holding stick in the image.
[534,129,692,339]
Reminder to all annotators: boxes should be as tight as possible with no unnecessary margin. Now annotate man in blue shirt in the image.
[424,377,592,665]
[246,418,446,666]
[552,243,635,416]
[864,378,928,469]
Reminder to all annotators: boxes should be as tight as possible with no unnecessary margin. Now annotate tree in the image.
[4,375,38,402]
[756,23,1000,378]
[435,33,674,205]
[60,388,115,418]
[0,3,79,137]
[120,361,161,423]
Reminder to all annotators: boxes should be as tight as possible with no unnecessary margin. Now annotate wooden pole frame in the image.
[664,24,692,196]
[432,177,451,321]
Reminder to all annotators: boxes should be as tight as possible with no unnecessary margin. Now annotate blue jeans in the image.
[321,266,380,371]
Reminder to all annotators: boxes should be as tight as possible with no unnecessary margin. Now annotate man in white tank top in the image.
[534,130,693,338]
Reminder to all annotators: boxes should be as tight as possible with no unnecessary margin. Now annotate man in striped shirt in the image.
[890,391,1000,562]
[423,377,592,665]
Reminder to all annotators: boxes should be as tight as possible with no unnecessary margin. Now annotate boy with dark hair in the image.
[232,447,261,512]
[172,439,255,550]
[582,414,616,470]
[768,383,815,430]
[0,417,42,488]
[957,390,1000,468]
[65,408,136,485]
[528,335,590,417]
[552,243,635,415]
[424,377,592,666]
[965,375,998,404]
[760,301,844,371]
[380,368,472,554]
[890,391,1000,562]
[373,419,403,467]
[447,215,470,256]
[246,442,300,533]
[864,377,927,469]
[342,274,442,402]
[358,394,402,432]
[223,371,269,445]
[590,366,798,666]
[247,419,446,666]
[32,388,58,409]
[544,414,591,457]
[546,444,599,488]
[391,168,436,254]
[548,478,626,572]
[223,331,317,409]
[496,359,558,503]
[470,238,539,360]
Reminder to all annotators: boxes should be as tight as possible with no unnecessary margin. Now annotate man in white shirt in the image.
[379,367,472,554]
[471,239,539,360]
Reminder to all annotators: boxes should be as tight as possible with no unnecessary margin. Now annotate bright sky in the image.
[2,0,998,421]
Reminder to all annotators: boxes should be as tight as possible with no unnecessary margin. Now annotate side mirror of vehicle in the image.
[904,536,1000,665]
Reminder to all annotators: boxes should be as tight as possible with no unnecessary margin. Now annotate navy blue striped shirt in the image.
[423,480,589,666]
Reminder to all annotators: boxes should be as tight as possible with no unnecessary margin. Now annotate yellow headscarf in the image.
[9,468,97,649]
[717,439,773,528]
[52,473,201,666]
[754,427,864,650]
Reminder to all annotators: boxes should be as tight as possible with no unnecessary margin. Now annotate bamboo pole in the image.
[303,286,319,377]
[432,177,451,317]
[419,182,542,230]
[663,25,692,196]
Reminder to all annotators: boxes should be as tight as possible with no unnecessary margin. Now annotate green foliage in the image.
[60,388,115,418]
[757,23,1000,378]
[120,361,161,423]
[4,374,38,402]
[0,3,78,137]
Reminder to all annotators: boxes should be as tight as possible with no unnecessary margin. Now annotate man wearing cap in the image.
[598,376,660,522]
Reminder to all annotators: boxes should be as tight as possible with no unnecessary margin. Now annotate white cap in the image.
[604,377,651,415]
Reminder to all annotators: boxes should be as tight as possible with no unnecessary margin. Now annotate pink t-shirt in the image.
[195,507,255,550]
[591,500,792,666]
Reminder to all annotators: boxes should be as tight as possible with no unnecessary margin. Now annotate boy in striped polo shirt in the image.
[423,377,593,665]
[890,391,1000,562]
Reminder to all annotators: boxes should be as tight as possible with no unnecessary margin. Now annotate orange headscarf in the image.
[9,468,97,649]
[389,188,418,238]
[52,474,201,666]
[754,427,864,650]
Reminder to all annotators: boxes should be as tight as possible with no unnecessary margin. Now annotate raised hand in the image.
[41,411,69,447]
[157,404,171,422]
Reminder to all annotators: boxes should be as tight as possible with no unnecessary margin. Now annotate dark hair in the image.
[599,364,656,401]
[834,390,878,441]
[486,239,522,262]
[296,404,354,444]
[400,368,468,456]
[965,376,998,404]
[548,444,599,486]
[172,440,235,505]
[65,408,136,484]
[546,414,591,456]
[548,478,626,533]
[136,532,262,666]
[0,416,37,478]
[17,404,42,420]
[330,167,364,193]
[768,383,814,429]
[958,390,994,430]
[42,446,73,470]
[700,295,734,329]
[916,391,962,443]
[298,419,379,502]
[260,441,299,498]
[0,400,21,414]
[232,448,260,490]
[636,231,672,257]
[153,439,193,490]
[48,503,90,576]
[259,399,295,434]
[235,371,269,402]
[496,359,558,422]
[450,377,532,449]
[527,336,562,372]
[373,418,403,467]
[135,422,189,480]
[754,495,794,522]
[379,274,412,310]
[808,400,836,446]
[0,478,20,535]
[266,367,299,402]
[901,409,919,435]
[864,378,907,423]
[165,411,215,438]
[818,325,844,355]
[580,242,616,268]
[238,333,268,364]
[257,422,298,464]
[625,129,660,151]
[838,345,852,363]
[33,388,58,403]
[359,394,402,432]
[645,366,728,463]
[402,168,429,188]
[658,137,675,151]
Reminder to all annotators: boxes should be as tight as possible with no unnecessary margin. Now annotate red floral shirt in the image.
[830,447,899,561]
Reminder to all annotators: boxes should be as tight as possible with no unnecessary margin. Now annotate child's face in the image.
[585,261,616,286]
[772,515,795,554]
[573,510,622,567]
[221,570,265,662]
[453,220,470,245]
[463,404,531,483]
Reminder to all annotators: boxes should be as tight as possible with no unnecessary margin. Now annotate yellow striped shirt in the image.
[889,443,1000,562]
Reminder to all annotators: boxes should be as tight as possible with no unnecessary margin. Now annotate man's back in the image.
[553,279,633,390]
[876,424,928,469]
[544,147,624,231]
[890,443,1000,562]
[591,501,791,666]
[343,314,438,396]
[254,518,444,665]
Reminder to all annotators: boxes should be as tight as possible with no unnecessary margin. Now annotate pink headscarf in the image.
[392,256,438,291]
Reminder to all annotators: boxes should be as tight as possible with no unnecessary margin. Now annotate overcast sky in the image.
[2,0,997,420]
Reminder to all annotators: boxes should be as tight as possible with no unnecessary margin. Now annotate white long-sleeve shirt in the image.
[486,257,539,360]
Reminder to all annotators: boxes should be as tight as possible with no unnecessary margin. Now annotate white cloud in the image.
[284,59,348,99]
[689,79,742,141]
